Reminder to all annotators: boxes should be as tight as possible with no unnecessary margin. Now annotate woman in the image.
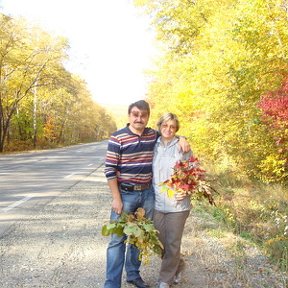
[152,113,192,288]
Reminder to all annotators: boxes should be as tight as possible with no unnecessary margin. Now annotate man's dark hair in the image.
[128,100,150,116]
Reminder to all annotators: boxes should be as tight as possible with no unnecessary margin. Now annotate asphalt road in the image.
[0,141,108,237]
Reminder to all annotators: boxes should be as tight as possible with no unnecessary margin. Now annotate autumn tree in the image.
[0,14,69,151]
[0,13,116,152]
[135,0,288,181]
[258,77,288,182]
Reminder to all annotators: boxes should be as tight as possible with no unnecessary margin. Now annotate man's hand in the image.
[108,178,123,214]
[112,198,123,215]
[178,136,191,153]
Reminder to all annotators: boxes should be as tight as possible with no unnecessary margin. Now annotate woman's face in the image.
[160,119,177,141]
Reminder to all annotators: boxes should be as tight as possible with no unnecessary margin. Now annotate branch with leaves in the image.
[161,156,217,206]
[102,208,163,264]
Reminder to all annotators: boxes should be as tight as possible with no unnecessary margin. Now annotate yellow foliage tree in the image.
[135,0,288,181]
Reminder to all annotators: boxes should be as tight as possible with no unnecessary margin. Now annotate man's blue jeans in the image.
[104,186,154,288]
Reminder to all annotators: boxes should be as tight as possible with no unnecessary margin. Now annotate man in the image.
[103,100,189,288]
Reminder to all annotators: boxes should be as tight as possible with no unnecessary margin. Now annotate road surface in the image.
[0,141,107,237]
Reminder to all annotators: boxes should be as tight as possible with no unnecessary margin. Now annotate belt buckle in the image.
[134,185,142,191]
[120,183,132,191]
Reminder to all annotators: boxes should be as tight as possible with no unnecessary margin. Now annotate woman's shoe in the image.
[174,258,186,284]
[158,282,170,288]
[173,272,182,284]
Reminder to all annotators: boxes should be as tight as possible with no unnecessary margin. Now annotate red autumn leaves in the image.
[162,156,217,205]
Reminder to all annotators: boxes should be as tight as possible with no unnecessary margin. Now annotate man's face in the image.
[128,107,149,134]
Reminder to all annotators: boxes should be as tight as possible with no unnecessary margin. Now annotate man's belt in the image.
[120,183,151,191]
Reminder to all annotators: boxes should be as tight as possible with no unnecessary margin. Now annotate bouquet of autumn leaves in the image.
[161,156,217,205]
[102,207,163,264]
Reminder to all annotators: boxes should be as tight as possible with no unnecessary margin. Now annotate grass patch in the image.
[206,228,226,238]
[202,170,288,272]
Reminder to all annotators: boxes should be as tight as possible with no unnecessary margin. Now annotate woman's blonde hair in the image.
[156,112,180,132]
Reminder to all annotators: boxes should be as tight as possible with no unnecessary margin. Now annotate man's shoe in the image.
[127,278,150,288]
[158,282,170,288]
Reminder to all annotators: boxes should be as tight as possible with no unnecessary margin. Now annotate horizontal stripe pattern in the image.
[104,126,158,184]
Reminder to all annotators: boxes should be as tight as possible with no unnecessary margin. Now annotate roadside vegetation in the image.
[135,0,288,272]
[0,14,116,153]
[200,169,288,273]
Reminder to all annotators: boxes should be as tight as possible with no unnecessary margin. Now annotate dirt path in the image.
[0,165,286,288]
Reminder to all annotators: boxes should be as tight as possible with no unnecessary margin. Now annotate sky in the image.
[0,0,159,106]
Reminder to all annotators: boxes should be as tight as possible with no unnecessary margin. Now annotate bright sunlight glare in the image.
[0,0,159,106]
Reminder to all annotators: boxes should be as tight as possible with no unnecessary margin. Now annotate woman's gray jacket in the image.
[152,136,192,213]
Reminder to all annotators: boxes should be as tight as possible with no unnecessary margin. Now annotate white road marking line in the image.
[87,164,93,167]
[65,171,91,179]
[65,173,75,178]
[1,195,33,213]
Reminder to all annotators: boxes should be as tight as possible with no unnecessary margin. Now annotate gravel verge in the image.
[0,165,287,288]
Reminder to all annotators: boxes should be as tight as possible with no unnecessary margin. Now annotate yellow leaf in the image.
[167,189,176,198]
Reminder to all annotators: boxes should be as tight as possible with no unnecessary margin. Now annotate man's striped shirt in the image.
[104,126,158,184]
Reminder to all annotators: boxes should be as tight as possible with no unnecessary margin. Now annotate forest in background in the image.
[134,0,288,272]
[0,14,116,153]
